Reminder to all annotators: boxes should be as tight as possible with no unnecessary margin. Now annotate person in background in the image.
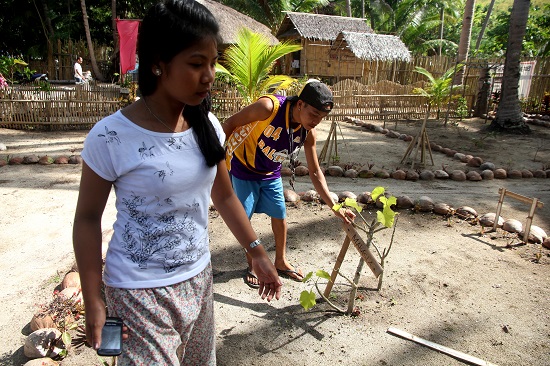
[74,56,84,83]
[72,1,281,364]
[224,80,355,288]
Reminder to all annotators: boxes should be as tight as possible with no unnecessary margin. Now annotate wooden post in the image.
[324,236,350,297]
[400,109,434,168]
[387,328,498,366]
[493,188,544,242]
[323,223,383,301]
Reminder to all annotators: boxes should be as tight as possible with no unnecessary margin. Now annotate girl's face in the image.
[158,36,218,106]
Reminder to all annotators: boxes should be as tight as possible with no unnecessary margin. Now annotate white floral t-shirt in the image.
[82,110,224,289]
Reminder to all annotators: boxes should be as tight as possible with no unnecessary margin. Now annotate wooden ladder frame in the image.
[493,187,544,243]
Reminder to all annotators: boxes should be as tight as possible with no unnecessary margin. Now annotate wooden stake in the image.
[387,327,498,366]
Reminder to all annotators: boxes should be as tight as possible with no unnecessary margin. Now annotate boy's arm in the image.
[303,129,355,223]
[222,97,274,140]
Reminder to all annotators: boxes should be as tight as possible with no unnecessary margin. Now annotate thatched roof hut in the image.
[276,11,372,40]
[276,12,412,80]
[196,0,278,47]
[332,31,411,62]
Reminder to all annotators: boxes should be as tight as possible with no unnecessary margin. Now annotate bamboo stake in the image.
[387,328,498,366]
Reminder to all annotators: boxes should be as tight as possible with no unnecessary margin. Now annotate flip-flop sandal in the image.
[276,265,304,282]
[243,267,260,289]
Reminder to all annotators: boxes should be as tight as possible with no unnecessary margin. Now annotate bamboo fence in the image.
[2,55,549,130]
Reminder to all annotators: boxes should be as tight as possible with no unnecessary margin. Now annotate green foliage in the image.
[333,186,397,229]
[455,96,468,120]
[299,187,398,311]
[0,56,28,83]
[413,64,463,118]
[299,270,331,311]
[216,28,301,105]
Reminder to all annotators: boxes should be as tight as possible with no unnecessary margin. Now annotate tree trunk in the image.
[80,0,105,82]
[111,0,120,78]
[454,0,475,85]
[490,0,531,133]
[37,0,55,78]
[475,0,496,52]
[438,7,444,56]
[473,66,491,117]
[346,0,352,17]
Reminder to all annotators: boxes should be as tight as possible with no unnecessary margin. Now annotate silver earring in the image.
[154,69,162,76]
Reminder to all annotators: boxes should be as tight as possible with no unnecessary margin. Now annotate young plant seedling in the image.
[300,186,398,313]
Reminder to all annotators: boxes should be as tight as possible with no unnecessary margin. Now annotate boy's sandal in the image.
[276,265,304,282]
[243,267,260,289]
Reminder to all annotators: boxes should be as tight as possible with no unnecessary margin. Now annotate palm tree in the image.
[215,28,302,105]
[79,0,104,82]
[453,0,476,85]
[489,0,531,133]
[413,64,463,119]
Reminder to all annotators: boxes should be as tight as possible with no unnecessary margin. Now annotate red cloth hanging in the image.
[116,19,140,74]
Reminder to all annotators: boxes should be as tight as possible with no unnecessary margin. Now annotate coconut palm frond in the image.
[218,27,302,104]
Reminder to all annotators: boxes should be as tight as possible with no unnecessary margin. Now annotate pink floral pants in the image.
[105,264,215,365]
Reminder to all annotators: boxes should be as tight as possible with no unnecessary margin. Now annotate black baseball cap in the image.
[297,80,334,113]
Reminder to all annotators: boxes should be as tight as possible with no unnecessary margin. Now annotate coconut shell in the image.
[480,170,494,180]
[433,203,454,215]
[405,170,419,181]
[358,169,375,178]
[338,191,357,202]
[494,169,507,179]
[522,225,547,244]
[23,358,59,366]
[456,206,478,220]
[415,196,434,212]
[284,189,300,202]
[61,272,80,289]
[344,169,358,178]
[374,169,390,179]
[434,170,449,179]
[502,219,522,234]
[327,166,344,177]
[301,190,318,202]
[294,165,309,176]
[357,192,372,205]
[391,170,406,180]
[521,169,533,178]
[30,313,56,332]
[396,196,414,209]
[479,213,505,228]
[508,170,522,179]
[450,170,467,181]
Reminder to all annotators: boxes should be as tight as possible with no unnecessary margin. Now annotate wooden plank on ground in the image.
[387,327,498,366]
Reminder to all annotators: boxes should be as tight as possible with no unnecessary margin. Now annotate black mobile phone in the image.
[97,317,123,356]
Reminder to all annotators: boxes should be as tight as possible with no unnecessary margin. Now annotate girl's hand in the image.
[250,255,282,302]
[334,207,356,224]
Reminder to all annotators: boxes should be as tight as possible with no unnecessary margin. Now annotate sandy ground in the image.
[0,117,549,366]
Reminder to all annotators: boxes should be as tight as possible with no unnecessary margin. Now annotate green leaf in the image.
[332,203,342,211]
[316,269,331,280]
[371,186,385,201]
[386,196,397,208]
[302,271,314,282]
[61,331,72,347]
[344,198,362,212]
[377,204,397,228]
[300,290,317,311]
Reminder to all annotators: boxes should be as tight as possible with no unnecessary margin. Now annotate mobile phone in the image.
[97,317,123,356]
